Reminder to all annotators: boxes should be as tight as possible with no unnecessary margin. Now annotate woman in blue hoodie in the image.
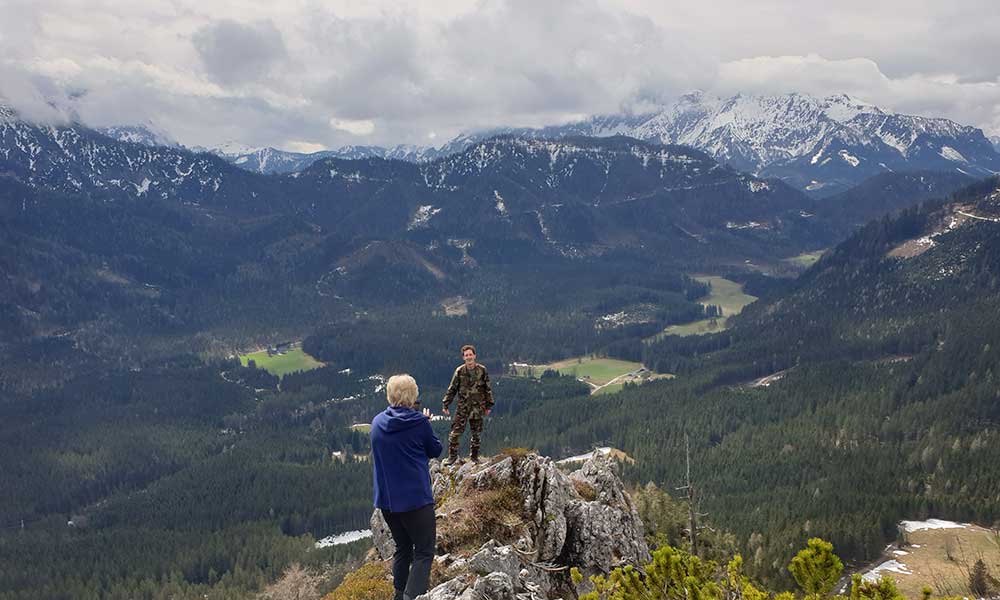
[371,374,443,600]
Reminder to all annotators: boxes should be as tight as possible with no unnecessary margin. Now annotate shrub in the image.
[322,562,393,600]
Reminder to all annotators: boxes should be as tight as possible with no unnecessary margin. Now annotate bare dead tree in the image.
[676,433,709,557]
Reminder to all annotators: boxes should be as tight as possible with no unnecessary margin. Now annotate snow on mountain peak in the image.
[99,124,177,148]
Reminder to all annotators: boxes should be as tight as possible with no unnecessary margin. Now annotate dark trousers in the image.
[381,503,436,600]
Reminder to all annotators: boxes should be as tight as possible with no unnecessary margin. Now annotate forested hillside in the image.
[5,103,1000,598]
[482,177,1000,586]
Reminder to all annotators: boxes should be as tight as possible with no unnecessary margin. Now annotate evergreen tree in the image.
[789,538,843,598]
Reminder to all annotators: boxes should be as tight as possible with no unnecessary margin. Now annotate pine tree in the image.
[969,558,990,598]
[788,538,843,598]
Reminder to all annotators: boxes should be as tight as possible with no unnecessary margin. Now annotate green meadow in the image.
[239,347,324,377]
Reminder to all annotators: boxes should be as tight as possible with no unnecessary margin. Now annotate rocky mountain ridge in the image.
[363,451,649,600]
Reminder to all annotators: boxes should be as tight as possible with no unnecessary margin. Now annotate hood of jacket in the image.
[375,405,426,433]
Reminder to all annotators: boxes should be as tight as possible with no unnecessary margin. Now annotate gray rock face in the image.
[514,455,574,562]
[468,541,521,579]
[370,508,396,560]
[371,452,649,600]
[565,455,651,570]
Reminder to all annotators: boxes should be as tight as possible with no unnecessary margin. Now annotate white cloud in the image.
[329,118,376,136]
[1,0,998,149]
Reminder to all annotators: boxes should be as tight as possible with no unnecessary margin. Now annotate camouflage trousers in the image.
[448,397,484,457]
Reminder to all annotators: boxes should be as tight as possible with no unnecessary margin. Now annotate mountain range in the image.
[190,92,1000,197]
[4,88,1000,600]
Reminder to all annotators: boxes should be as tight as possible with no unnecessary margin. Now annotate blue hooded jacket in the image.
[371,406,443,513]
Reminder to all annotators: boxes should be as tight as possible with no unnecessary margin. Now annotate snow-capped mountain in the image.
[0,103,266,206]
[210,143,453,174]
[208,92,1000,195]
[99,124,178,148]
[479,92,1000,196]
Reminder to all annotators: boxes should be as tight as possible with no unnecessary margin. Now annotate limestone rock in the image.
[370,508,396,560]
[467,541,521,579]
[371,451,650,600]
[417,577,469,600]
[474,572,516,600]
[565,455,650,570]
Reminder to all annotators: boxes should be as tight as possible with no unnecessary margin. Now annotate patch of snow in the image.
[863,559,912,582]
[748,179,770,193]
[133,177,151,195]
[939,146,967,162]
[338,368,352,375]
[315,529,373,548]
[726,221,767,230]
[493,190,509,217]
[806,180,826,191]
[810,146,825,165]
[900,519,968,533]
[408,205,442,230]
[558,447,612,464]
[838,149,860,167]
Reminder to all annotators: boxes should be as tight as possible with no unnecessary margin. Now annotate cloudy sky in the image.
[2,0,999,151]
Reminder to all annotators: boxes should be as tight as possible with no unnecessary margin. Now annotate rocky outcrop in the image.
[369,451,649,600]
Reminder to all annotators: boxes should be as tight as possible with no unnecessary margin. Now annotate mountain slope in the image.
[212,143,450,174]
[0,105,273,209]
[483,176,1000,586]
[817,170,975,235]
[457,93,1000,197]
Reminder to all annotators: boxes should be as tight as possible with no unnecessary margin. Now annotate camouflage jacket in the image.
[442,363,494,410]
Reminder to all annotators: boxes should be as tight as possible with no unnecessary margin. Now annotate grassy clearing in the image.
[784,249,826,268]
[861,522,1000,599]
[239,347,324,377]
[516,356,642,387]
[656,276,757,338]
[514,356,672,395]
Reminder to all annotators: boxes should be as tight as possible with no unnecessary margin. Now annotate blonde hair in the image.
[386,374,419,408]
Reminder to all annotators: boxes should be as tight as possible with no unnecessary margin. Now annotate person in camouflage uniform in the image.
[442,344,494,465]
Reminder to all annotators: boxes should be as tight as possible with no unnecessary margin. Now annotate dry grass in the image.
[322,561,394,600]
[437,486,526,554]
[572,478,597,501]
[867,525,1000,599]
[497,447,534,461]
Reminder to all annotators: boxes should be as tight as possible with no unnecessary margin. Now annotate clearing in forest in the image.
[655,275,757,338]
[239,346,324,377]
[514,356,673,395]
[783,249,826,268]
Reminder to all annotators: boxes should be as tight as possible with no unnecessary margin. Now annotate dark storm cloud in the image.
[192,19,287,85]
